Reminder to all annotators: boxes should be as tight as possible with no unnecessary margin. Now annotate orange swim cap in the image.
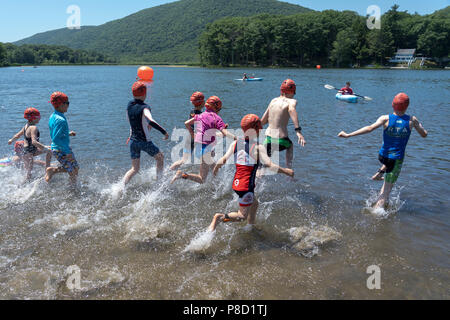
[205,96,222,112]
[190,91,205,107]
[241,114,262,134]
[50,92,69,108]
[132,81,147,97]
[24,107,41,121]
[281,79,296,95]
[392,93,410,113]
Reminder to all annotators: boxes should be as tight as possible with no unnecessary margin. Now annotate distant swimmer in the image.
[338,82,354,95]
[208,114,294,232]
[261,79,306,169]
[338,93,428,209]
[8,108,52,181]
[123,81,169,185]
[45,92,79,185]
[170,91,205,171]
[171,96,236,184]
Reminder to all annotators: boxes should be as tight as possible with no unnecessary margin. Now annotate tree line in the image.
[199,5,450,67]
[0,43,116,67]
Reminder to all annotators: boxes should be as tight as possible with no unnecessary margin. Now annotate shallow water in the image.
[0,66,449,299]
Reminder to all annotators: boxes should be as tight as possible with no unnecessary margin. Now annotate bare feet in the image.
[45,167,55,183]
[371,170,385,181]
[208,213,225,232]
[170,170,183,184]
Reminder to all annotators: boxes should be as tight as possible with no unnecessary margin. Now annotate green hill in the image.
[15,0,311,63]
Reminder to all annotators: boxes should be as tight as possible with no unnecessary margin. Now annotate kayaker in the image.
[260,79,306,169]
[338,93,428,209]
[243,73,248,80]
[339,82,354,95]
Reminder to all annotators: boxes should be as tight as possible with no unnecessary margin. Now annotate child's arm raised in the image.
[255,145,294,177]
[338,115,388,138]
[8,128,24,145]
[412,116,428,138]
[213,141,236,176]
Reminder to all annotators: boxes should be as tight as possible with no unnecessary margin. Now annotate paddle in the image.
[324,84,373,101]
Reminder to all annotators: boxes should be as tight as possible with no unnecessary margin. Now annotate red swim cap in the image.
[50,92,69,108]
[392,93,410,113]
[281,79,296,95]
[132,81,147,97]
[190,91,205,107]
[24,107,41,121]
[241,114,262,134]
[14,141,24,155]
[205,96,222,112]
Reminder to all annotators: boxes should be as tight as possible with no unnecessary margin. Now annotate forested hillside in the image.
[15,0,311,63]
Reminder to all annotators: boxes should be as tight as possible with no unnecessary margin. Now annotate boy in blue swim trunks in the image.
[338,93,428,209]
[45,92,79,185]
[123,81,169,185]
[170,91,205,171]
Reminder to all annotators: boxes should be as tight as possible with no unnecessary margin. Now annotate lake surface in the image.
[0,66,449,299]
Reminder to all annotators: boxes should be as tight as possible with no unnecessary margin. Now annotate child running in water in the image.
[170,91,205,171]
[208,114,294,232]
[123,81,169,185]
[45,92,79,185]
[261,79,306,169]
[8,108,52,181]
[171,96,236,184]
[338,93,428,209]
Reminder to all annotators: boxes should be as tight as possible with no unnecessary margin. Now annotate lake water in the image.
[0,66,448,299]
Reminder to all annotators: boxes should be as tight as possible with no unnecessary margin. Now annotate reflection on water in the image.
[0,66,449,299]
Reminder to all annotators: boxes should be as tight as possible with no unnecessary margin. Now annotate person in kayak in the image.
[207,114,294,232]
[8,108,52,181]
[243,73,248,80]
[171,96,236,184]
[170,91,205,171]
[338,93,428,209]
[45,92,79,185]
[123,81,169,185]
[260,79,306,169]
[339,82,354,95]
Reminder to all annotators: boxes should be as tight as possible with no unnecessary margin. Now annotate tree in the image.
[0,42,8,67]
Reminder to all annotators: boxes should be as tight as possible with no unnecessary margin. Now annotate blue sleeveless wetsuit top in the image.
[127,99,151,142]
[379,114,411,160]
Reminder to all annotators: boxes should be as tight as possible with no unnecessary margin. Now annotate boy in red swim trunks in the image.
[171,96,236,184]
[208,114,294,232]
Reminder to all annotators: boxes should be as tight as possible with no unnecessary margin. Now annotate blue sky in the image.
[1,0,448,43]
